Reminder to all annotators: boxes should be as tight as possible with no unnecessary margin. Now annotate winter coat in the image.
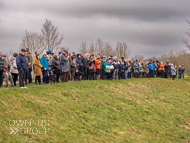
[0,57,4,71]
[27,52,33,69]
[40,55,49,70]
[178,67,183,74]
[81,57,88,68]
[16,53,28,71]
[9,56,18,74]
[88,59,96,73]
[164,64,169,75]
[134,62,139,73]
[160,63,165,71]
[52,58,61,70]
[104,59,111,73]
[34,57,43,76]
[119,62,125,73]
[70,61,77,71]
[149,63,155,71]
[139,63,143,73]
[125,61,129,71]
[113,60,120,69]
[95,58,102,70]
[128,61,132,72]
[60,53,70,72]
[171,66,176,76]
[142,62,149,74]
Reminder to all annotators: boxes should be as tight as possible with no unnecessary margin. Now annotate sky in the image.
[0,0,190,58]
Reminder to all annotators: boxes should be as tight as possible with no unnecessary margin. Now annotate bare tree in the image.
[133,55,145,61]
[19,30,45,59]
[183,20,190,50]
[102,42,115,57]
[78,41,88,55]
[115,41,131,58]
[41,19,63,53]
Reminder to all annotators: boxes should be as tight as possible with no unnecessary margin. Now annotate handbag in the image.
[110,65,114,70]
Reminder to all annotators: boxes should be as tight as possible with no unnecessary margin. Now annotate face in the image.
[2,56,6,60]
[25,52,27,56]
[44,54,47,58]
[79,55,81,58]
[87,55,89,58]
[84,55,87,58]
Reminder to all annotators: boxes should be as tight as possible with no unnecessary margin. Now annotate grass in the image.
[0,77,190,143]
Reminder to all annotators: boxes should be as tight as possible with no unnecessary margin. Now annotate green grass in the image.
[0,77,190,143]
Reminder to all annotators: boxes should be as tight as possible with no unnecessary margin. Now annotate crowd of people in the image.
[0,48,186,88]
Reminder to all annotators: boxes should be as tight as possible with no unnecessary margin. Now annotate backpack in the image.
[0,58,4,71]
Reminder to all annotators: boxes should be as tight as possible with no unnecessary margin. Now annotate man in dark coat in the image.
[81,54,88,80]
[16,49,29,88]
[26,48,33,83]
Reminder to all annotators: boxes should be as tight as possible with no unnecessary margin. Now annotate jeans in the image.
[42,70,49,83]
[19,70,26,87]
[125,70,128,79]
[0,71,3,87]
[128,72,131,78]
[150,70,154,78]
[28,68,32,83]
[178,73,182,79]
[35,76,41,84]
[182,72,185,79]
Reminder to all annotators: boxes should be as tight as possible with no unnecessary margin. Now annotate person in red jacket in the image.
[95,54,102,80]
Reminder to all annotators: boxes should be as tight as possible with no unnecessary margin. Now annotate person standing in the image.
[182,64,185,79]
[113,56,120,80]
[124,58,129,79]
[60,50,70,82]
[52,55,61,83]
[0,53,4,88]
[139,61,144,78]
[33,53,43,85]
[127,58,132,79]
[178,65,183,79]
[9,53,18,86]
[171,64,176,80]
[70,57,77,81]
[134,59,139,78]
[26,48,33,84]
[104,58,111,80]
[1,54,14,87]
[95,54,102,80]
[40,52,49,83]
[16,49,29,88]
[82,54,88,80]
[148,60,155,78]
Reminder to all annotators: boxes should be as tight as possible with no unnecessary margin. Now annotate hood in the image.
[9,56,16,61]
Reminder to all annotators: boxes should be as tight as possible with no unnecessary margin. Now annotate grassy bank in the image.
[0,78,190,142]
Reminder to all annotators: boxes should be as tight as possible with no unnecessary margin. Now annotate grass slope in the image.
[0,78,190,143]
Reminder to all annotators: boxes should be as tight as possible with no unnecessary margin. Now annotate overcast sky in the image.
[0,0,190,58]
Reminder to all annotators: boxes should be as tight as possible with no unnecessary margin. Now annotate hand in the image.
[6,72,8,76]
[28,63,31,66]
[21,68,23,70]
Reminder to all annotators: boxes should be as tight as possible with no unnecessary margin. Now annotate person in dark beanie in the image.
[16,49,29,88]
[0,53,4,87]
[60,50,70,82]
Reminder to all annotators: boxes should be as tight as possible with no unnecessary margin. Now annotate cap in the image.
[1,54,6,57]
[21,48,26,52]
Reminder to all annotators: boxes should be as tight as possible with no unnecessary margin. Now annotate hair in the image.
[13,53,18,57]
[34,51,37,55]
[71,56,75,61]
[54,55,58,60]
[35,53,40,60]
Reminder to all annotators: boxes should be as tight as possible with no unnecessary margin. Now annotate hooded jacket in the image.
[40,55,49,70]
[9,56,18,74]
[104,58,111,73]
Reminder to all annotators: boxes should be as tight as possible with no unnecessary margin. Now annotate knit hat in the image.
[136,59,138,62]
[43,51,47,55]
[114,56,117,59]
[48,50,52,53]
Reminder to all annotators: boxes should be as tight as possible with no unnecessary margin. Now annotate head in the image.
[13,53,18,57]
[21,48,26,55]
[114,56,117,61]
[36,53,40,59]
[43,51,47,58]
[84,54,87,58]
[1,54,6,60]
[63,50,68,55]
[72,52,75,56]
[25,52,27,56]
[128,58,131,61]
[90,54,94,59]
[86,53,89,59]
[26,48,29,52]
[179,65,181,67]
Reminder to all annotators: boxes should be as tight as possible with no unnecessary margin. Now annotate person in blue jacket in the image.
[40,52,49,83]
[16,49,29,88]
[104,58,111,80]
[148,60,155,78]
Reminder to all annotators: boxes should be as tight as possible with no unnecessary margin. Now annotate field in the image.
[0,77,190,143]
